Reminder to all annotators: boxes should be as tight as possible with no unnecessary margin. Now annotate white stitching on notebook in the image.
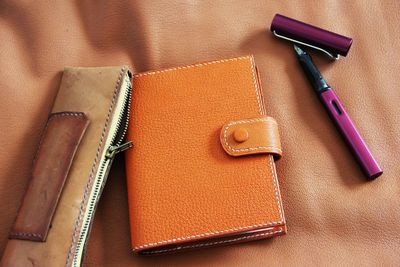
[222,118,282,153]
[248,57,284,223]
[139,229,284,254]
[133,222,282,251]
[65,67,126,266]
[249,57,263,115]
[134,56,251,77]
[269,156,283,221]
[132,56,284,252]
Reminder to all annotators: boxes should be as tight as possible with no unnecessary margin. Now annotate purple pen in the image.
[293,45,382,179]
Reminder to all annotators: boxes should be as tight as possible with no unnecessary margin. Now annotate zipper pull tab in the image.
[105,141,133,159]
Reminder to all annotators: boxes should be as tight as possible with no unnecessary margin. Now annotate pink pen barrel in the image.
[319,89,382,179]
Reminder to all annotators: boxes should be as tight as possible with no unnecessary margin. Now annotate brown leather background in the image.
[0,1,399,266]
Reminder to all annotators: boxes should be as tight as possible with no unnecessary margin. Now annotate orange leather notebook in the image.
[125,55,286,255]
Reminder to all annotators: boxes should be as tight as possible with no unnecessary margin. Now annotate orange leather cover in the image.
[125,55,286,255]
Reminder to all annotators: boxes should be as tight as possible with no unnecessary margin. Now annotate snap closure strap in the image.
[220,117,282,159]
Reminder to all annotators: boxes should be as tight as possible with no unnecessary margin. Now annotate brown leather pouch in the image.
[1,66,133,267]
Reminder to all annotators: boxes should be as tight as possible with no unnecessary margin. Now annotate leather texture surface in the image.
[9,112,89,242]
[0,67,131,267]
[0,1,399,266]
[221,116,282,158]
[125,56,285,254]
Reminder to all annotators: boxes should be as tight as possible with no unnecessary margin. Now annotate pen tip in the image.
[293,44,305,56]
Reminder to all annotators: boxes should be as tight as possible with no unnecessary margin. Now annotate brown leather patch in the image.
[9,112,89,242]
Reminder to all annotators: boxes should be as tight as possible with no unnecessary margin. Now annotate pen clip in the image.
[273,30,340,60]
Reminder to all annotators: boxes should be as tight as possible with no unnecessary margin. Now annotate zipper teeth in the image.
[73,156,108,266]
[72,75,132,266]
[112,76,132,147]
[116,78,132,146]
